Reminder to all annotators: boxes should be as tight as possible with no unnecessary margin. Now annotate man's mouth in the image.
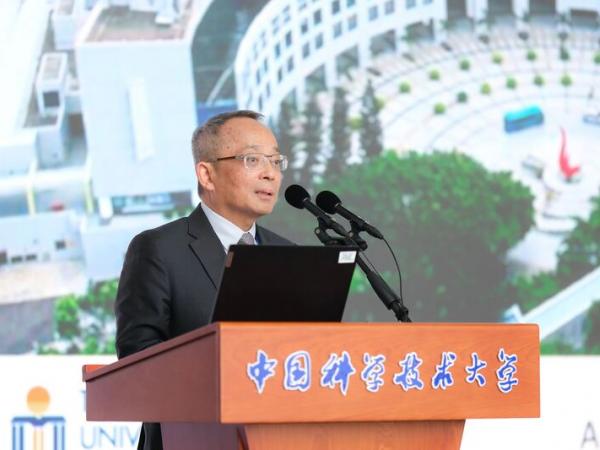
[256,189,274,197]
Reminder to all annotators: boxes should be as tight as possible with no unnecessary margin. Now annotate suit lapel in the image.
[187,205,226,289]
[256,226,267,245]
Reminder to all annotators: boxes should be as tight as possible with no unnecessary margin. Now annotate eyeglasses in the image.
[211,153,288,171]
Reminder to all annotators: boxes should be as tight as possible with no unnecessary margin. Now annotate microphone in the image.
[285,185,350,238]
[287,186,411,322]
[316,190,384,239]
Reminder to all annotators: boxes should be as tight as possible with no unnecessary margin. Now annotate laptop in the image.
[210,245,358,322]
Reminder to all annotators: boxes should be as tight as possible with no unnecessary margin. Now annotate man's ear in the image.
[196,161,215,193]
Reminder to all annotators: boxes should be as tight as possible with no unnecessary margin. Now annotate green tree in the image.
[534,74,544,86]
[39,280,119,355]
[457,91,468,103]
[54,295,80,339]
[360,80,383,160]
[557,192,600,285]
[512,272,561,313]
[328,87,351,175]
[299,94,323,188]
[540,339,579,355]
[429,69,441,81]
[399,81,411,93]
[275,100,299,187]
[320,151,534,321]
[584,301,600,353]
[276,101,297,161]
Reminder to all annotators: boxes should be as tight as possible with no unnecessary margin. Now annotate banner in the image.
[1,356,599,449]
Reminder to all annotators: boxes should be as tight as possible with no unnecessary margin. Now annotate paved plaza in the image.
[344,22,600,272]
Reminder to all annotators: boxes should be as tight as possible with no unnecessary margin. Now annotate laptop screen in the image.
[210,245,358,322]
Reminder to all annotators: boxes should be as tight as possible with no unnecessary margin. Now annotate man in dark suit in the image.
[115,110,292,450]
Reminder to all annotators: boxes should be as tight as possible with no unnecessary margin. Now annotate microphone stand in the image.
[314,218,411,323]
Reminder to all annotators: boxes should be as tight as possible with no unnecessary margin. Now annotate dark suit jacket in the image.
[115,204,292,450]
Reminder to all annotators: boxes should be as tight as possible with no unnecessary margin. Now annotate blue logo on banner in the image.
[320,351,356,395]
[284,351,311,392]
[12,386,65,450]
[496,348,519,394]
[247,350,278,394]
[360,353,386,393]
[465,352,487,386]
[393,352,424,391]
[432,352,457,390]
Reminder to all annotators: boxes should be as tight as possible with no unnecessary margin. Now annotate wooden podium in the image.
[83,322,540,450]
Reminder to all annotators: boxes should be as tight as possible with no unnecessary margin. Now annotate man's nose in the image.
[259,158,278,179]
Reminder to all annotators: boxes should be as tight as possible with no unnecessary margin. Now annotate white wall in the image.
[76,35,197,200]
[0,131,37,176]
[0,0,49,138]
[0,210,82,263]
[234,0,450,118]
[80,214,167,281]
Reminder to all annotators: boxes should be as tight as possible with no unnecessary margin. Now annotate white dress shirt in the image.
[200,202,257,252]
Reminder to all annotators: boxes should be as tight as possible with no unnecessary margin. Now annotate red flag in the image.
[558,127,580,180]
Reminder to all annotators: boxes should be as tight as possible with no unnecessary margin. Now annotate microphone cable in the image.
[382,235,404,304]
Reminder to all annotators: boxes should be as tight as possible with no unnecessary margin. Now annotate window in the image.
[313,9,322,25]
[272,16,280,34]
[256,70,261,84]
[275,43,281,58]
[285,31,293,47]
[347,0,355,6]
[331,0,340,14]
[406,0,416,9]
[277,67,283,82]
[384,0,395,14]
[315,32,324,49]
[260,31,267,49]
[287,56,294,72]
[298,0,307,10]
[423,0,433,4]
[55,240,66,251]
[263,59,269,73]
[348,14,357,30]
[301,18,309,34]
[333,21,343,38]
[282,6,291,23]
[258,95,263,111]
[43,91,60,108]
[266,82,271,98]
[302,42,310,58]
[368,5,378,21]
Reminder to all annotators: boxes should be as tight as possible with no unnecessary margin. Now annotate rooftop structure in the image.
[86,1,194,42]
[56,0,76,16]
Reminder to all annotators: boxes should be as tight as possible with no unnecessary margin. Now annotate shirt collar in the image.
[200,202,256,252]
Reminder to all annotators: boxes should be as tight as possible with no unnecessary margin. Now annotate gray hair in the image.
[191,110,264,164]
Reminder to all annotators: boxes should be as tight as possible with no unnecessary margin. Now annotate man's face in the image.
[198,117,283,229]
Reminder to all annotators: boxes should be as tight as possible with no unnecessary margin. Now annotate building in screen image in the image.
[1,0,600,353]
